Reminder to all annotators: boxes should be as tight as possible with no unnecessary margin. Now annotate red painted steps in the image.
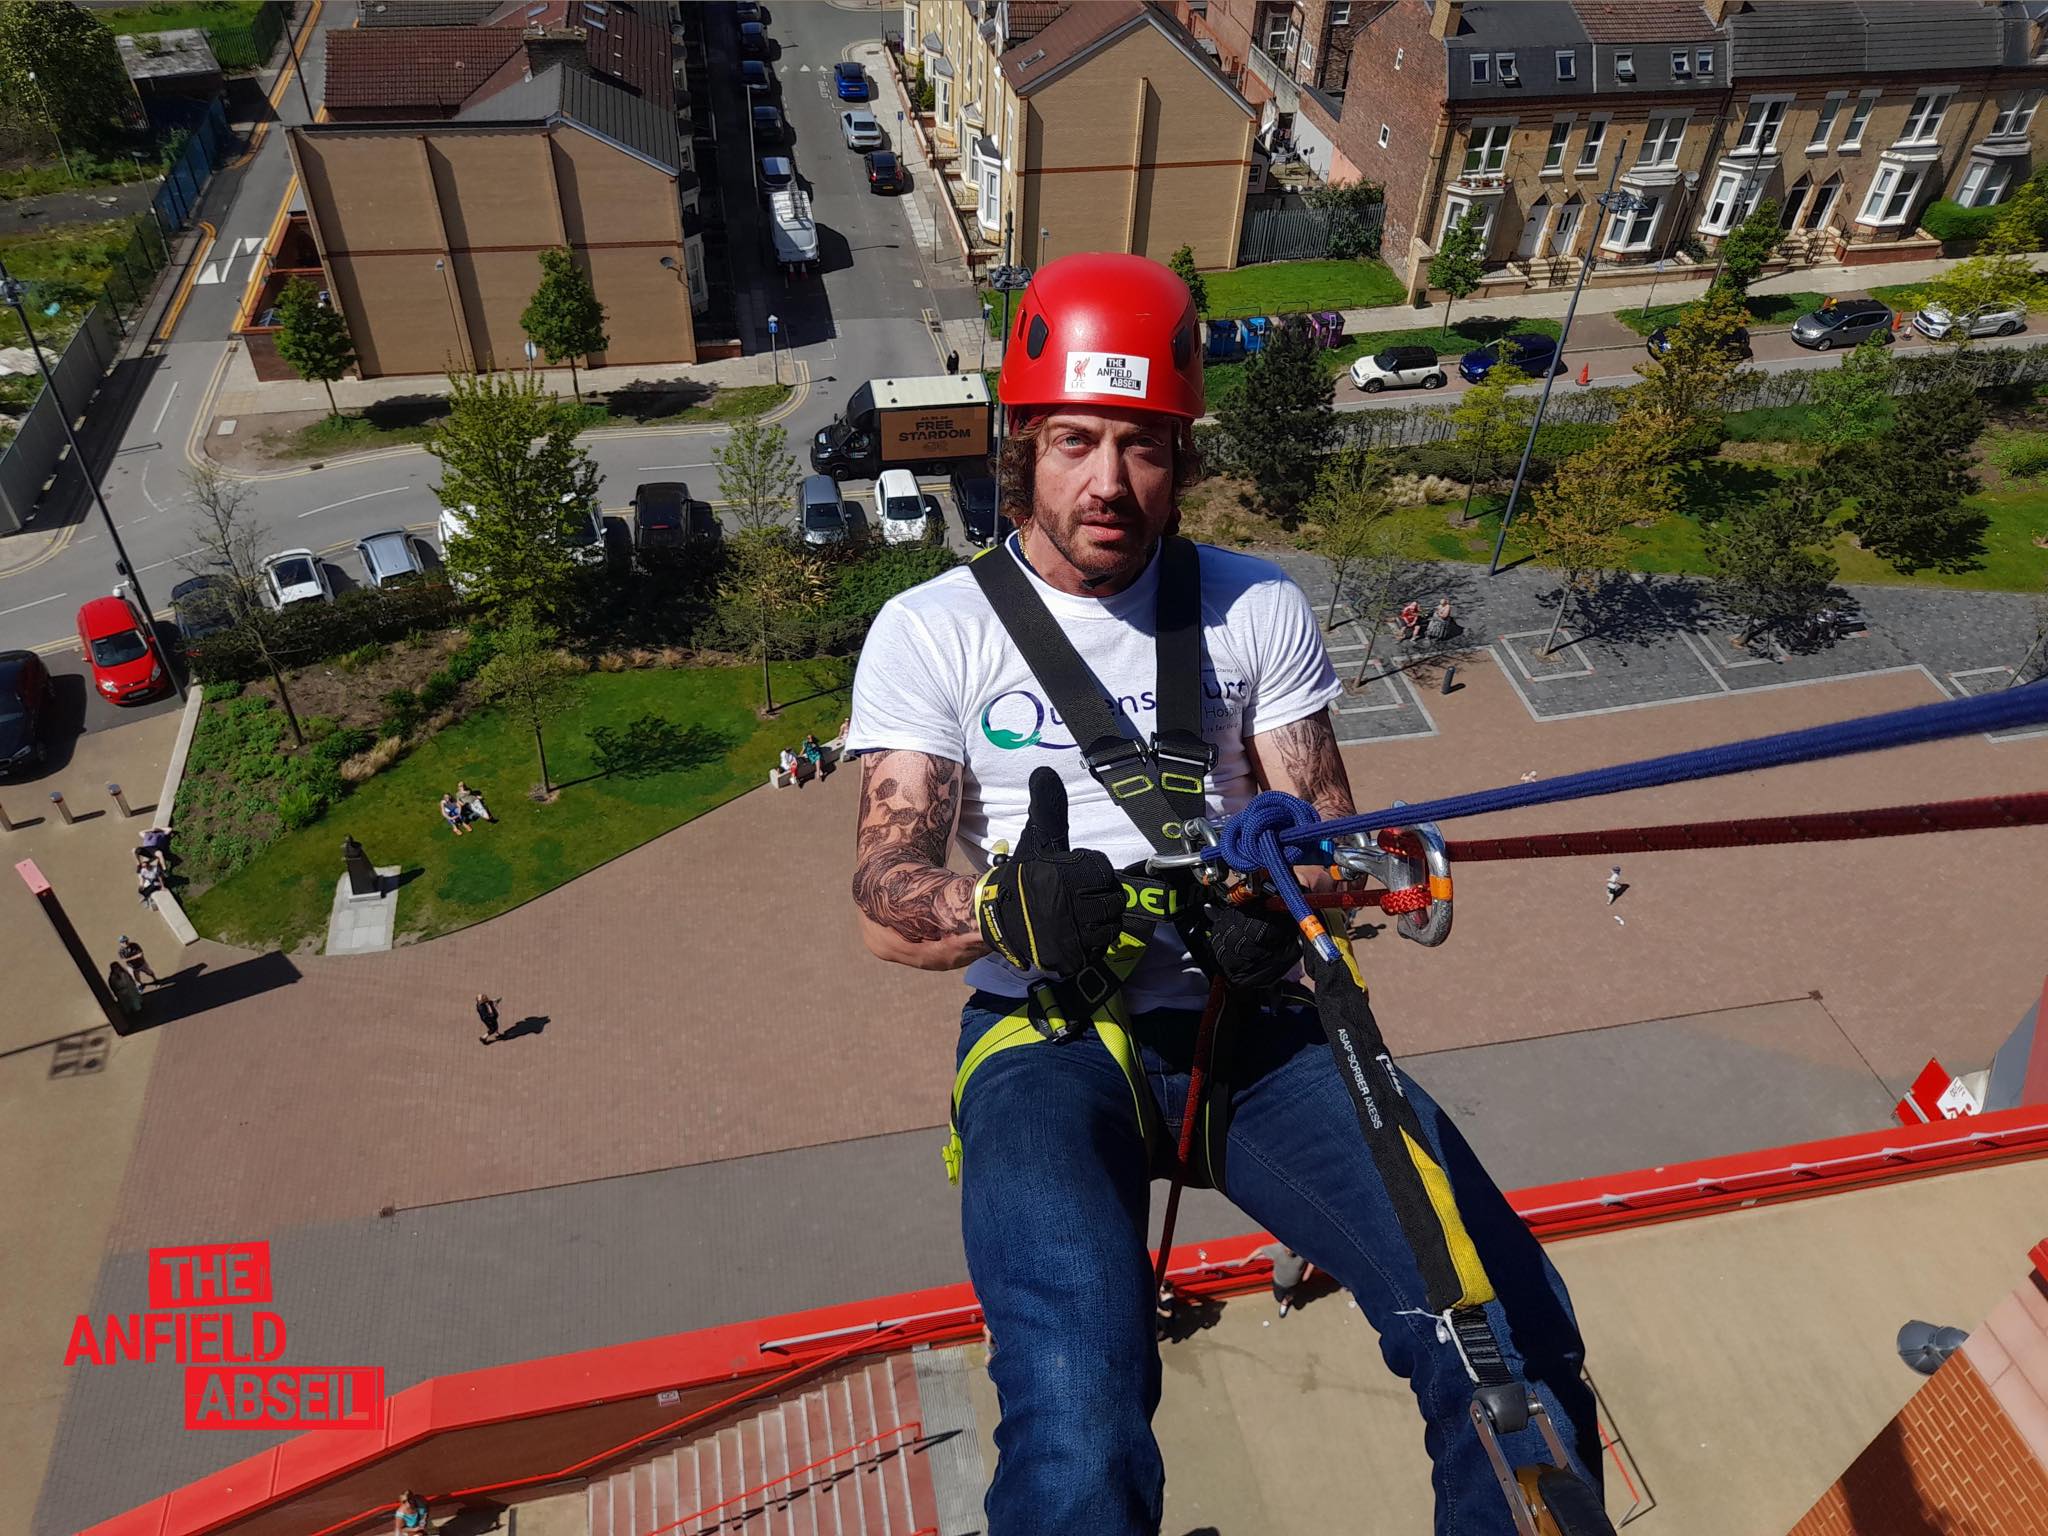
[587,1358,938,1536]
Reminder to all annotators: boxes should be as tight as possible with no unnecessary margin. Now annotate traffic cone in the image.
[1576,363,1591,386]
[1892,310,1904,332]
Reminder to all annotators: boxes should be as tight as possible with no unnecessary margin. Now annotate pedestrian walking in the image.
[1258,1243,1309,1318]
[107,961,145,1019]
[1426,596,1454,645]
[946,349,960,374]
[116,935,158,988]
[476,993,502,1045]
[1606,866,1625,905]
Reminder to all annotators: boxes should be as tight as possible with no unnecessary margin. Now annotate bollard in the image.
[1441,665,1457,695]
[108,783,132,818]
[50,791,74,825]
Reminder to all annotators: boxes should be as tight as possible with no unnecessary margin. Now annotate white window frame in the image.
[1378,123,1390,148]
[1331,2,1350,23]
[1958,157,2012,208]
[1696,47,1715,77]
[1841,90,1879,150]
[1556,49,1576,81]
[1735,97,1789,153]
[1699,168,1760,235]
[1637,113,1688,168]
[1577,115,1608,171]
[1265,13,1291,53]
[1470,52,1489,84]
[1462,120,1514,176]
[1898,88,1953,146]
[1495,52,1518,82]
[1394,45,1404,69]
[1543,117,1573,173]
[1439,194,1495,248]
[1614,50,1634,81]
[1670,49,1690,78]
[1602,193,1660,253]
[1857,162,1923,226]
[1299,35,1315,79]
[1992,90,2041,138]
[1809,92,1845,152]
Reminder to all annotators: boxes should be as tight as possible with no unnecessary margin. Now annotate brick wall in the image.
[1786,1249,2048,1536]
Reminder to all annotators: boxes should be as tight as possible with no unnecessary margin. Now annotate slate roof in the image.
[454,62,683,172]
[1003,1,1068,44]
[486,0,672,102]
[1569,0,1721,42]
[323,25,524,111]
[1729,0,2005,75]
[357,0,502,25]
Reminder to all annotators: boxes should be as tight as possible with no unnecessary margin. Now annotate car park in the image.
[800,474,856,547]
[741,59,771,92]
[1350,345,1446,392]
[631,481,717,555]
[170,574,236,647]
[876,468,929,544]
[1458,333,1560,384]
[738,21,767,57]
[1912,302,2026,341]
[759,156,795,195]
[440,499,605,592]
[834,61,868,100]
[1790,299,1893,351]
[865,150,901,193]
[948,465,1000,546]
[1645,324,1751,359]
[77,595,165,705]
[840,109,883,150]
[261,549,333,608]
[356,529,426,588]
[0,649,54,773]
[753,104,784,144]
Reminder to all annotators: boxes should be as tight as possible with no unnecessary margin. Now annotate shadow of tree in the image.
[601,378,717,422]
[582,714,733,782]
[1572,572,1722,654]
[1872,509,1991,576]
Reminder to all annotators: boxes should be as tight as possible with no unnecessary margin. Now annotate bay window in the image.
[1858,162,1922,226]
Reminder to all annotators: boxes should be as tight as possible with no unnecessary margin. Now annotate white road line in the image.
[136,550,200,574]
[0,592,65,619]
[298,486,405,518]
[640,463,716,471]
[151,380,181,436]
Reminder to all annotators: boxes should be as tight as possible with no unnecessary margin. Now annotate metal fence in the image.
[202,0,287,73]
[154,96,234,233]
[1238,200,1385,265]
[0,302,123,534]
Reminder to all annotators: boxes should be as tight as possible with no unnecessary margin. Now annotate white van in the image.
[876,468,929,545]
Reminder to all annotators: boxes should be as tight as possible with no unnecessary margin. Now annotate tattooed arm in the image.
[851,749,988,970]
[1243,707,1356,891]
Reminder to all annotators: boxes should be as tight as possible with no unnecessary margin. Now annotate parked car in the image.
[1458,333,1560,384]
[865,149,901,193]
[800,473,855,547]
[840,109,883,150]
[877,467,929,544]
[759,155,795,195]
[77,594,164,705]
[1350,345,1446,392]
[738,21,768,57]
[440,499,605,592]
[260,548,333,609]
[169,574,237,647]
[1645,324,1752,359]
[833,61,868,100]
[0,649,54,774]
[735,0,765,20]
[949,465,1000,547]
[753,104,784,144]
[356,529,426,588]
[741,59,771,92]
[1912,302,2026,341]
[1790,299,1893,351]
[632,481,718,554]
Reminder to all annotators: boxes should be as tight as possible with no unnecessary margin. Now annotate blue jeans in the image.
[955,992,1600,1536]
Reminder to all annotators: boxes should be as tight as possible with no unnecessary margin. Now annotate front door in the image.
[1781,178,1809,229]
[1549,199,1583,259]
[1516,197,1550,261]
[1808,177,1841,231]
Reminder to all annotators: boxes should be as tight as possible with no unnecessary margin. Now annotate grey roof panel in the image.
[454,63,681,173]
[1732,0,2004,76]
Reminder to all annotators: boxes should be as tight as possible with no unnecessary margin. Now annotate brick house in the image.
[1162,0,1391,132]
[906,0,1258,270]
[1288,0,2048,300]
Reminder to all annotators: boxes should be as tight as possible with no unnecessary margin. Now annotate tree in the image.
[1446,366,1530,524]
[272,278,356,416]
[1522,410,1677,653]
[1633,282,1749,458]
[1713,197,1781,297]
[1166,244,1208,316]
[1215,318,1334,517]
[1806,336,1895,453]
[1909,252,2036,346]
[520,246,609,404]
[475,606,580,797]
[0,1,136,155]
[1984,174,2048,256]
[1428,209,1486,338]
[1301,179,1387,261]
[715,420,800,532]
[429,369,602,614]
[1823,367,1986,572]
[715,528,828,715]
[1302,446,1392,628]
[178,463,306,748]
[1705,476,1839,647]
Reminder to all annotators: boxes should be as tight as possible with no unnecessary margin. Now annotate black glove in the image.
[975,767,1124,977]
[1206,899,1304,990]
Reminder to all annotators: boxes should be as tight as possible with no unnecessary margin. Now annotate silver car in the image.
[356,529,426,588]
[1911,302,2026,341]
[840,109,883,150]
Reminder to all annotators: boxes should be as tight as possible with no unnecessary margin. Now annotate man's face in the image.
[1024,407,1177,586]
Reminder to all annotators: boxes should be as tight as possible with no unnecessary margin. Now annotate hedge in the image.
[191,580,460,683]
[1920,199,2000,244]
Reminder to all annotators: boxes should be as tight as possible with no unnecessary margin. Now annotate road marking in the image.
[0,592,65,619]
[640,462,717,471]
[298,486,405,518]
[156,220,215,342]
[151,381,181,436]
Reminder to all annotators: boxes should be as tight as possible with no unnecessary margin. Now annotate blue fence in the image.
[154,97,236,232]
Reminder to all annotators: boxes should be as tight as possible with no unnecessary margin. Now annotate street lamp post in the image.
[1488,142,1638,576]
[0,256,183,701]
[980,302,992,373]
[26,72,74,186]
[767,313,780,385]
[434,257,469,373]
[282,8,317,122]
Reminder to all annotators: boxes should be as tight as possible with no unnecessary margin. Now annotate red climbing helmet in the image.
[997,252,1205,422]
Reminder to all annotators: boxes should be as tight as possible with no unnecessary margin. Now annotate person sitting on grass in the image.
[439,794,470,835]
[455,782,494,824]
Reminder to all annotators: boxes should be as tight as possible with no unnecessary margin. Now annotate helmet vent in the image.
[1171,319,1192,370]
[1026,313,1049,359]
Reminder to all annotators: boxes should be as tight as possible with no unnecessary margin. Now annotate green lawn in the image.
[89,1,264,33]
[1200,259,1407,319]
[186,661,850,952]
[1616,291,1824,337]
[0,216,159,349]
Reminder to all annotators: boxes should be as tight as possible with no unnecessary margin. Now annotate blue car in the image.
[1458,332,1559,384]
[834,61,868,100]
[741,59,770,92]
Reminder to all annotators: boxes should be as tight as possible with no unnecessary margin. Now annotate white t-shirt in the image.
[846,535,1342,1011]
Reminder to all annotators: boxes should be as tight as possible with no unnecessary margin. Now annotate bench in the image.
[768,737,846,790]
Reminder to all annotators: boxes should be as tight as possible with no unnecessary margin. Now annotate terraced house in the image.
[1271,0,2048,300]
[903,0,1259,270]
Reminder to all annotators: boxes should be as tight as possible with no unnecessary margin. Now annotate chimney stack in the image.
[1701,0,1733,23]
[524,25,589,78]
[1428,1,1462,40]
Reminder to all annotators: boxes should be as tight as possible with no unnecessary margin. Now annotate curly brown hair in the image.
[995,411,1205,536]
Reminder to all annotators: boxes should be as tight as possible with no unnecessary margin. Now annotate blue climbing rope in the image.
[1207,681,2048,944]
